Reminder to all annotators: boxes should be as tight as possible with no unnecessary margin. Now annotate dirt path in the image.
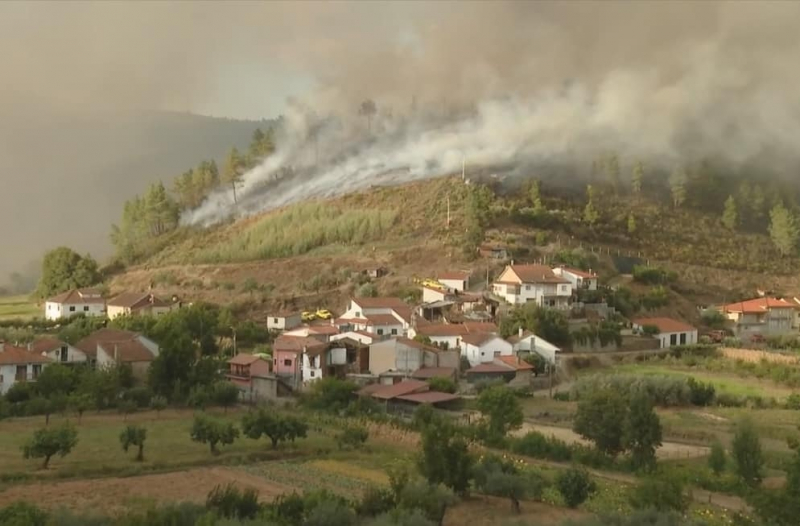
[514,422,710,460]
[0,466,295,513]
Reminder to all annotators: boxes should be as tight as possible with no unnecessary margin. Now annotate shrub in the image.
[687,377,716,406]
[511,431,573,462]
[427,377,457,394]
[0,502,49,526]
[556,467,596,508]
[337,425,369,450]
[206,483,260,520]
[632,265,677,285]
[571,373,715,408]
[357,283,379,298]
[123,386,153,408]
[357,487,395,518]
[629,475,687,512]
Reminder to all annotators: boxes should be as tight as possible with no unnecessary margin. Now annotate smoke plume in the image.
[184,1,800,225]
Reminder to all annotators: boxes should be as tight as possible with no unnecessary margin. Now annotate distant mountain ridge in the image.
[0,106,271,281]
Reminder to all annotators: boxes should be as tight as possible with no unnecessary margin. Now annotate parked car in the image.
[302,311,316,322]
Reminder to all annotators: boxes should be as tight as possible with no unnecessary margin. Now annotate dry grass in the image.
[0,295,39,321]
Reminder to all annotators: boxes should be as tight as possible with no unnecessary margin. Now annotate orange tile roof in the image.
[395,337,440,352]
[416,321,498,337]
[108,292,170,310]
[366,314,403,326]
[75,329,141,358]
[27,338,67,355]
[273,335,327,354]
[0,344,53,365]
[352,297,408,309]
[460,333,498,346]
[466,363,513,374]
[411,367,457,379]
[228,353,262,366]
[509,264,570,284]
[368,379,430,400]
[722,297,797,314]
[558,266,597,279]
[97,340,156,363]
[633,317,696,333]
[496,356,535,371]
[438,271,470,281]
[47,288,105,305]
[396,391,461,404]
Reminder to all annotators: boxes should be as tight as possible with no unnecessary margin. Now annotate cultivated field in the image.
[0,295,39,321]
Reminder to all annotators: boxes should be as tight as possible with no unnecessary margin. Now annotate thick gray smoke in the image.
[184,1,800,226]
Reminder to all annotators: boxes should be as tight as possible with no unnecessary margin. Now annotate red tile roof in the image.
[722,297,797,314]
[367,379,430,400]
[357,383,387,396]
[506,330,534,344]
[27,338,67,355]
[508,264,570,284]
[108,292,170,310]
[307,325,340,335]
[396,337,440,352]
[75,329,141,358]
[460,333,499,346]
[396,391,461,404]
[352,297,408,309]
[0,344,53,365]
[97,340,156,363]
[633,317,696,334]
[393,307,413,323]
[336,317,369,325]
[496,356,535,371]
[47,288,105,305]
[416,322,498,337]
[273,335,327,353]
[366,314,403,326]
[466,363,513,374]
[438,271,470,281]
[411,367,457,379]
[228,353,262,366]
[558,266,597,279]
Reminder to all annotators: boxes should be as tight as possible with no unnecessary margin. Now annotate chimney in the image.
[518,326,523,339]
[149,294,155,304]
[27,342,32,351]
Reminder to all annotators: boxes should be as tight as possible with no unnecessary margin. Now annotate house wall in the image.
[423,288,447,303]
[426,335,462,350]
[273,350,301,377]
[331,332,375,345]
[250,359,272,377]
[137,336,160,357]
[395,342,423,372]
[368,323,404,338]
[267,314,302,331]
[461,337,513,367]
[0,363,47,395]
[96,346,114,369]
[440,278,467,292]
[302,353,323,383]
[369,339,397,375]
[107,305,129,319]
[656,330,698,348]
[435,350,461,370]
[45,301,105,321]
[129,361,151,380]
[513,335,560,364]
[41,345,87,364]
[250,376,280,401]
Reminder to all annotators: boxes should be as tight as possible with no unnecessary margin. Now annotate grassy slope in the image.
[0,295,39,321]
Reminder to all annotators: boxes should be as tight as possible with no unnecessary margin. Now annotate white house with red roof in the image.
[722,297,797,336]
[632,317,698,348]
[409,321,498,349]
[492,264,572,308]
[552,266,598,291]
[437,271,471,292]
[459,332,514,367]
[0,343,52,395]
[45,288,106,321]
[335,297,412,337]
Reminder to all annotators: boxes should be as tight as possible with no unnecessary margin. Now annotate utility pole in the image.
[446,195,451,229]
[461,155,466,182]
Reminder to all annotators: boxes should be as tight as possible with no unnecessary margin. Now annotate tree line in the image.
[110,127,276,264]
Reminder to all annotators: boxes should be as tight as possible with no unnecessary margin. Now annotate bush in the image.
[206,483,260,520]
[687,377,716,406]
[556,467,596,508]
[303,378,359,412]
[632,265,677,285]
[123,386,153,409]
[357,283,379,298]
[571,373,716,408]
[427,377,457,394]
[357,487,395,518]
[629,475,687,512]
[337,425,369,450]
[511,431,573,462]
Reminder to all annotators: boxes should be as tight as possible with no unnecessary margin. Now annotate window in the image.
[391,328,398,335]
[84,306,89,312]
[670,334,677,346]
[481,351,485,356]
[60,346,68,362]
[355,311,361,318]
[377,329,384,335]
[310,370,315,377]
[0,374,3,383]
[680,333,687,345]
[283,359,292,366]
[273,318,279,323]
[525,285,531,290]
[69,306,76,312]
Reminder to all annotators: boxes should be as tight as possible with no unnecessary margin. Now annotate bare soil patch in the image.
[0,466,294,513]
[445,494,588,526]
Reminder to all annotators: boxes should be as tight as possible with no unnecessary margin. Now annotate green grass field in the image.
[0,295,39,321]
[0,408,332,481]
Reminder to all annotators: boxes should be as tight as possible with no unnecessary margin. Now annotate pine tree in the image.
[631,161,644,195]
[583,185,599,226]
[669,168,687,208]
[627,212,637,234]
[529,179,544,214]
[605,154,620,194]
[769,202,799,256]
[222,147,245,203]
[722,195,738,230]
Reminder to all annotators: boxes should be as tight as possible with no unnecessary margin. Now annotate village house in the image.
[283,325,340,342]
[225,353,292,403]
[722,297,798,337]
[75,328,160,378]
[0,343,52,395]
[507,329,561,365]
[552,266,598,291]
[335,297,412,337]
[272,335,326,388]
[266,312,302,331]
[368,337,459,377]
[410,366,458,383]
[492,264,572,308]
[357,379,461,412]
[408,321,498,349]
[330,331,377,346]
[436,271,471,292]
[106,292,176,320]
[460,333,514,367]
[44,288,106,321]
[465,356,534,386]
[632,317,698,348]
[27,338,87,364]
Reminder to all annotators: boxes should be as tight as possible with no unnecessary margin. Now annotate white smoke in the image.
[184,34,800,227]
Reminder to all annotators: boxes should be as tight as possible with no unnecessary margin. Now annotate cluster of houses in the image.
[0,328,160,395]
[44,288,180,321]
